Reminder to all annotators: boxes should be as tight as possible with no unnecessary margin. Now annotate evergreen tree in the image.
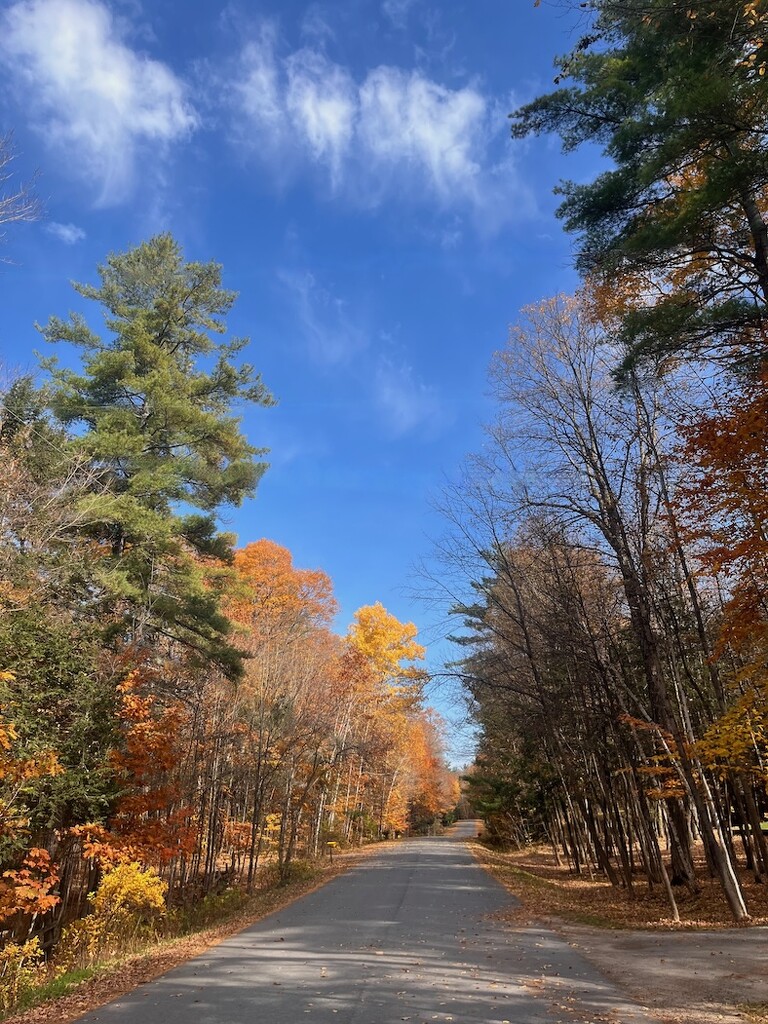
[39,234,274,671]
[511,0,768,371]
[0,612,117,840]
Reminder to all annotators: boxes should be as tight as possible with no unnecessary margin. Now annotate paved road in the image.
[81,822,655,1024]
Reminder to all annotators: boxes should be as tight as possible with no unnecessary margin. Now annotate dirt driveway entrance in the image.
[557,923,768,1024]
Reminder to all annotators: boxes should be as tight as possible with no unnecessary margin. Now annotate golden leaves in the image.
[347,602,426,692]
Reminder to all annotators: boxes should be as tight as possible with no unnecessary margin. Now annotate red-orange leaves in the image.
[75,671,195,869]
[678,367,768,658]
[0,848,59,924]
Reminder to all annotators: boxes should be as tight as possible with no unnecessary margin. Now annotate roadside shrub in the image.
[57,863,167,968]
[0,938,44,1011]
[268,859,317,886]
[166,888,246,934]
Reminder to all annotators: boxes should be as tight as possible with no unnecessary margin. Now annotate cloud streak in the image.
[0,0,197,204]
[45,221,86,244]
[374,355,446,438]
[234,26,527,223]
[278,267,446,438]
[382,0,419,30]
[278,269,367,365]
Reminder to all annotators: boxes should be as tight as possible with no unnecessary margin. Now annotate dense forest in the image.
[449,0,768,924]
[0,234,457,999]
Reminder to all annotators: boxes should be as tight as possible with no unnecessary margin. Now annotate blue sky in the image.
[0,0,596,759]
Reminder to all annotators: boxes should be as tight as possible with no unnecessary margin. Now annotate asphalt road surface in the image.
[80,821,655,1024]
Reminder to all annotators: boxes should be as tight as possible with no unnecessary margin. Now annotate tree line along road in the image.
[79,821,655,1024]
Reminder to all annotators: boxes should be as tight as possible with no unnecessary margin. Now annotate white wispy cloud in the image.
[300,4,336,46]
[382,0,419,30]
[374,355,446,438]
[45,221,86,244]
[285,49,357,188]
[278,269,367,365]
[233,25,528,223]
[0,0,197,204]
[278,265,446,437]
[237,27,284,148]
[357,66,485,202]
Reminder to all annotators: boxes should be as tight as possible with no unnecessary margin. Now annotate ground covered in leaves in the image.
[471,841,768,1024]
[472,841,768,930]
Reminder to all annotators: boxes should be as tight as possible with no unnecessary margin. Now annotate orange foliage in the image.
[231,540,337,634]
[74,669,195,869]
[0,848,59,925]
[676,367,768,780]
[330,613,453,836]
[678,367,768,657]
[406,713,459,822]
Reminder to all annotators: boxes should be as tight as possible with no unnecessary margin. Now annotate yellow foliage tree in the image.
[347,603,427,696]
[58,862,167,968]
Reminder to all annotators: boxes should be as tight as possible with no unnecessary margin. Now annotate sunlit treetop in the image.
[347,602,427,695]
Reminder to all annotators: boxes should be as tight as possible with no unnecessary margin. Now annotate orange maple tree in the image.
[74,668,195,869]
[231,540,337,635]
[678,367,768,658]
[676,366,768,780]
[0,848,59,925]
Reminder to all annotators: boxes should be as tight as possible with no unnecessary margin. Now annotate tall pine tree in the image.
[40,234,274,672]
[511,0,768,371]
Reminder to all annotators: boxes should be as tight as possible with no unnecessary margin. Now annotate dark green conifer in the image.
[39,233,274,671]
[511,0,768,371]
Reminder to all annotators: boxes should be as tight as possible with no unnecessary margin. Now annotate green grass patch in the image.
[11,965,101,1017]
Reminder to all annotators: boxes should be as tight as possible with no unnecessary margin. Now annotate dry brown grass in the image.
[471,840,768,930]
[740,1006,768,1023]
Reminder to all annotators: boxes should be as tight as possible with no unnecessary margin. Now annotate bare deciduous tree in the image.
[0,133,40,245]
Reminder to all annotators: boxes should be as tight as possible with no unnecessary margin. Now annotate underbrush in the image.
[740,1004,768,1023]
[166,887,249,934]
[10,966,98,1016]
[257,858,319,889]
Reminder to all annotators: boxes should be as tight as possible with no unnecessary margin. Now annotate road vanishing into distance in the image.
[80,821,655,1024]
